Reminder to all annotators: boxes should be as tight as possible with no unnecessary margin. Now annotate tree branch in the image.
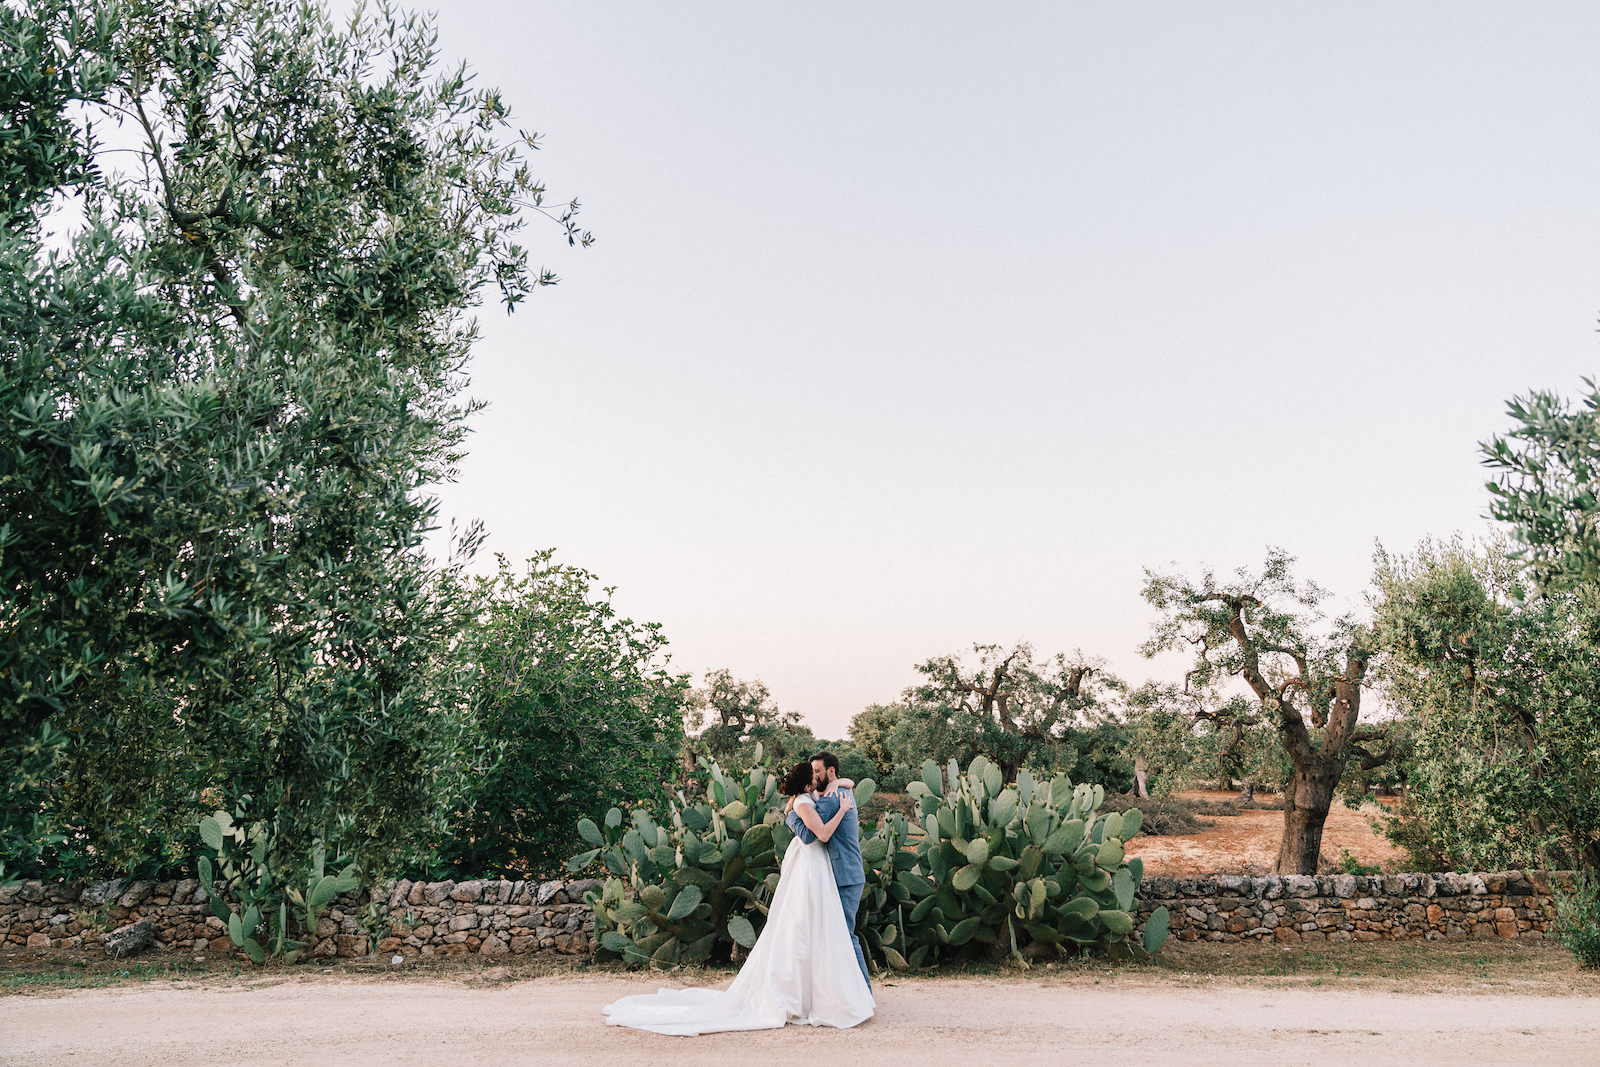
[130,88,248,328]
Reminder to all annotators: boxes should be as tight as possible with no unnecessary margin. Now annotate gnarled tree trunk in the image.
[1132,753,1150,799]
[1276,756,1341,874]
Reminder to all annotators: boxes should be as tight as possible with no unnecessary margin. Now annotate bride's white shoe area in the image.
[602,836,876,1035]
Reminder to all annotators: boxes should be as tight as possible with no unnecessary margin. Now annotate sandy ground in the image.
[3,972,1597,1066]
[1125,791,1409,876]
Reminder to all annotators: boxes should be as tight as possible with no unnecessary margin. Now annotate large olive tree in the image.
[1142,550,1392,874]
[0,0,586,881]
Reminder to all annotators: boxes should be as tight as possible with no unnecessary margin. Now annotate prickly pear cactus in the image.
[897,755,1169,966]
[570,750,1168,971]
[568,758,788,968]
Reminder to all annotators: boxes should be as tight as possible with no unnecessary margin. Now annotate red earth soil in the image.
[1124,790,1409,876]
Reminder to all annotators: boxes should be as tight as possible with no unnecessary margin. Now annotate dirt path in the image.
[3,972,1596,1066]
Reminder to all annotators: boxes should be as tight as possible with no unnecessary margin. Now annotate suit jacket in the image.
[785,787,864,887]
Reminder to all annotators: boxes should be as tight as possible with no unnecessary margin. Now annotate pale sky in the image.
[422,2,1600,739]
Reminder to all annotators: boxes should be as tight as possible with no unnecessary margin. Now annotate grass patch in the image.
[9,933,1598,998]
[1146,938,1600,995]
[0,956,251,994]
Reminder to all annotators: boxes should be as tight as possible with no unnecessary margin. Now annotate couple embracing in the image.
[602,751,876,1035]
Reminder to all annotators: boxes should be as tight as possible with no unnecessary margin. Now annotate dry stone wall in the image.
[0,876,603,959]
[1,869,1573,960]
[1133,870,1572,944]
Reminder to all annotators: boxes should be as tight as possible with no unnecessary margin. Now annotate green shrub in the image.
[1337,849,1381,877]
[878,763,917,793]
[831,742,879,785]
[1553,872,1600,969]
[430,553,688,880]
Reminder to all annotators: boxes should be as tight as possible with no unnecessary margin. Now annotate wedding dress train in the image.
[602,820,875,1035]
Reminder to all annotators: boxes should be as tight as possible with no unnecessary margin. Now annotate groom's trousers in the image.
[836,882,870,988]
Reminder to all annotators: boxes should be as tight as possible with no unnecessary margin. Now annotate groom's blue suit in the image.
[786,788,870,987]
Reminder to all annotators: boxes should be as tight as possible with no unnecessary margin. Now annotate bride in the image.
[601,759,876,1035]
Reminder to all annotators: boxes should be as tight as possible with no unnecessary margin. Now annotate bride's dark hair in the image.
[779,760,814,797]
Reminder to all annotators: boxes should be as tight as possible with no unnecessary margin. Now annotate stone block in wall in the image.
[389,880,413,910]
[450,880,484,903]
[422,881,454,906]
[117,881,154,909]
[1284,876,1318,898]
[563,879,601,904]
[1140,877,1178,900]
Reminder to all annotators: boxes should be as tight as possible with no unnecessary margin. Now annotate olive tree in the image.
[1121,683,1282,799]
[0,0,586,881]
[1484,379,1600,590]
[1373,536,1600,873]
[899,642,1125,782]
[1142,550,1392,874]
[685,669,818,777]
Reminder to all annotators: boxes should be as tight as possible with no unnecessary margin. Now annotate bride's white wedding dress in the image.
[602,795,875,1035]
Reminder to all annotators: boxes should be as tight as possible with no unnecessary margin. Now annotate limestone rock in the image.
[80,879,128,906]
[118,881,155,909]
[103,919,157,958]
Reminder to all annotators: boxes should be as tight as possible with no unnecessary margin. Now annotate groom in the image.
[785,750,870,988]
